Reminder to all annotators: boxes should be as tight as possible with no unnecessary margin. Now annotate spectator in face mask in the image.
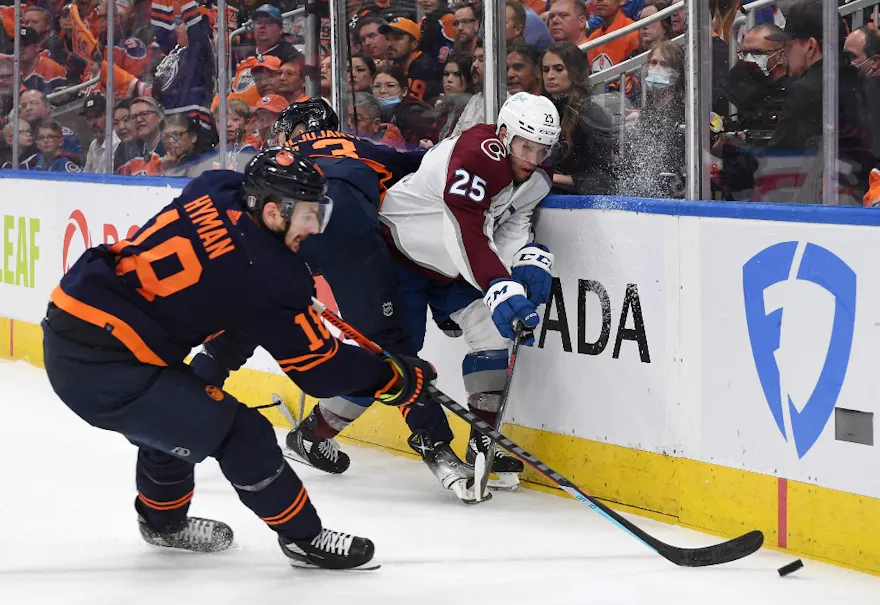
[844,26,880,164]
[752,3,872,205]
[620,40,686,198]
[370,63,435,147]
[348,92,406,149]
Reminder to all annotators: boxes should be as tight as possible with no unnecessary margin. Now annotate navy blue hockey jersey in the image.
[52,170,395,399]
[286,130,425,204]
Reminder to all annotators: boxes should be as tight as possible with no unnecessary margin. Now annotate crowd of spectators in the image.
[0,0,878,206]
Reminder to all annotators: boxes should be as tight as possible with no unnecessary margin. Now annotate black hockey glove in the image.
[375,354,437,408]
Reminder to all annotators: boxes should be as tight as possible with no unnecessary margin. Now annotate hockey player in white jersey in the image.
[299,92,559,498]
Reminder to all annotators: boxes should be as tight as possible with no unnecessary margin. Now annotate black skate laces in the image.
[311,529,354,556]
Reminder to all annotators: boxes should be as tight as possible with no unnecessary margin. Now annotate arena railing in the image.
[577,0,685,54]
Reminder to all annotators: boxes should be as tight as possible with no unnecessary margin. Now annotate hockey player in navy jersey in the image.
[42,147,436,570]
[187,99,482,503]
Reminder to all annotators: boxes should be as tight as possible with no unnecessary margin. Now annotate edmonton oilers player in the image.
[188,99,480,503]
[42,148,435,570]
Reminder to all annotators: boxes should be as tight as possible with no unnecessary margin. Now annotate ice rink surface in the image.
[1,360,878,605]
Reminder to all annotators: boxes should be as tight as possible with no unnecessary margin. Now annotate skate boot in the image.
[407,431,490,504]
[279,528,378,570]
[467,427,523,492]
[138,514,234,553]
[285,409,350,474]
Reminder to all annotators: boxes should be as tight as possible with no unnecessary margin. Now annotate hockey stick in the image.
[311,297,764,567]
[475,325,529,499]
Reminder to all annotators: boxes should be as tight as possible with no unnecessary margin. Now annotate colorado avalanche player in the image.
[313,92,559,492]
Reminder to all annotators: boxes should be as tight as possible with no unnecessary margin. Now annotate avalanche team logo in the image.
[742,242,856,458]
[481,138,506,161]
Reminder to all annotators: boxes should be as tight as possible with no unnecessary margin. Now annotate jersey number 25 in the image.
[448,169,487,203]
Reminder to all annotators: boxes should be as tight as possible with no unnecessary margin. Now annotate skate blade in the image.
[451,478,492,505]
[488,472,520,492]
[473,452,490,503]
[282,446,317,470]
[287,558,381,571]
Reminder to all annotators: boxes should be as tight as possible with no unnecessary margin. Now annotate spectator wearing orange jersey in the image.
[381,17,442,103]
[94,1,151,81]
[547,0,588,45]
[585,0,639,74]
[228,54,282,109]
[117,96,165,176]
[22,6,86,86]
[19,27,67,94]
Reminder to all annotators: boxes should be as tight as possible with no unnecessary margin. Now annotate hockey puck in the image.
[777,559,804,577]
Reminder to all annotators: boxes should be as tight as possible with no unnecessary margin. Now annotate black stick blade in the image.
[656,530,765,567]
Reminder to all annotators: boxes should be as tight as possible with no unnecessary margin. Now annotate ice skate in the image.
[284,408,350,474]
[279,528,379,570]
[407,431,490,504]
[467,428,523,492]
[138,514,234,553]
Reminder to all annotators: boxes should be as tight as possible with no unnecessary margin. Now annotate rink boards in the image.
[1,172,878,575]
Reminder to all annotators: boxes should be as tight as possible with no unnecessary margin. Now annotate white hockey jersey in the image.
[380,124,552,292]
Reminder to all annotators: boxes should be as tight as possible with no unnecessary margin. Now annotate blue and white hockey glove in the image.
[511,243,554,307]
[483,278,540,344]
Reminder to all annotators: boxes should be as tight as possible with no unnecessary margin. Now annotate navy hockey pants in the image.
[42,312,321,542]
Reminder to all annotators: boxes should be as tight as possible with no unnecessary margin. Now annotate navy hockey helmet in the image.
[272,97,339,143]
[242,147,333,232]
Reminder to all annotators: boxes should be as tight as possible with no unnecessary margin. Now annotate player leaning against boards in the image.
[41,146,437,571]
[281,94,559,497]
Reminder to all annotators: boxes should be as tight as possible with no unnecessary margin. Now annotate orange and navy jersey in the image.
[22,54,67,94]
[117,153,164,176]
[420,12,455,64]
[585,10,639,74]
[114,37,151,81]
[52,170,396,399]
[286,129,425,202]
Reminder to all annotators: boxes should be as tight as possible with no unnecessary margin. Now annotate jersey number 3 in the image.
[448,169,486,202]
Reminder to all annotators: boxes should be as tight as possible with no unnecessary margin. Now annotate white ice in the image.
[1,360,878,605]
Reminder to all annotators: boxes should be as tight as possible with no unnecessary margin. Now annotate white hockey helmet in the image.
[496,92,561,153]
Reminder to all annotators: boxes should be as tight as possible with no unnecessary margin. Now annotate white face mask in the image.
[645,66,676,91]
[743,50,781,77]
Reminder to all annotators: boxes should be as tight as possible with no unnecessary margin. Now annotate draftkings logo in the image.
[742,242,856,458]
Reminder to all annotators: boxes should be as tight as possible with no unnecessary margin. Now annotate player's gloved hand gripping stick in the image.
[310,297,765,567]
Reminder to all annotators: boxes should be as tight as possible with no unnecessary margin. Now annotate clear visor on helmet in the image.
[283,196,334,234]
[509,135,553,165]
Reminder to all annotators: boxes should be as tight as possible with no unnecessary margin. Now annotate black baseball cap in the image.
[765,3,845,44]
[79,93,107,116]
[19,27,40,46]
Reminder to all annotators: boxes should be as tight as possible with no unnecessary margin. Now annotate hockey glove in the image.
[483,278,540,343]
[511,243,554,307]
[376,354,437,408]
